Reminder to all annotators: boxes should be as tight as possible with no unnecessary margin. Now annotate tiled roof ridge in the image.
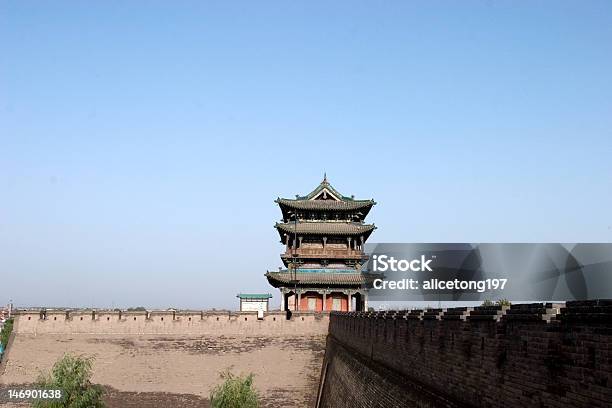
[283,177,373,202]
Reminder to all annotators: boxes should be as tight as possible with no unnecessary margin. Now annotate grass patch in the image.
[33,353,105,408]
[210,370,259,408]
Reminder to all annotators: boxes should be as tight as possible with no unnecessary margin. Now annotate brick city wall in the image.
[13,310,329,336]
[317,300,612,408]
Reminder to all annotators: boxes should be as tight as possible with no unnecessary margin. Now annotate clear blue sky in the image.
[1,1,611,309]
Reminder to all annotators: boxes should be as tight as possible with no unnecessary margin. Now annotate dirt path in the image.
[0,334,325,407]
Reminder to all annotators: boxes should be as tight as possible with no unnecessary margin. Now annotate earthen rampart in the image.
[13,309,329,336]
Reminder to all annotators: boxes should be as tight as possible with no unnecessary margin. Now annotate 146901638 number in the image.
[5,388,64,401]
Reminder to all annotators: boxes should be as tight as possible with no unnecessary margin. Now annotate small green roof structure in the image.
[236,293,273,299]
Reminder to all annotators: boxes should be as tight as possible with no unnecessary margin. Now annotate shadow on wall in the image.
[317,300,612,408]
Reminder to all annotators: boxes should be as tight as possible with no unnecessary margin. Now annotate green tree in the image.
[33,353,104,408]
[481,299,494,306]
[210,371,259,408]
[1,318,13,349]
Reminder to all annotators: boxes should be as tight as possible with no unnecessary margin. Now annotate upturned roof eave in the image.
[274,222,376,236]
[275,198,375,211]
[265,271,382,287]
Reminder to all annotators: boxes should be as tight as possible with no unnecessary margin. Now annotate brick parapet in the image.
[320,300,612,407]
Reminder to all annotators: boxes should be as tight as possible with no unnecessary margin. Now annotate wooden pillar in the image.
[296,291,301,312]
[347,291,353,312]
[322,291,327,311]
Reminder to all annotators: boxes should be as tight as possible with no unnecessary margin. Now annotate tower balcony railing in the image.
[281,248,367,259]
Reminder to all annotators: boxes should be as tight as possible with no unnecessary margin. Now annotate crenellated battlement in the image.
[318,300,612,408]
[12,309,329,336]
[330,301,570,323]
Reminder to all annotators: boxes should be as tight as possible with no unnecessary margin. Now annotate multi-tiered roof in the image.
[265,176,378,288]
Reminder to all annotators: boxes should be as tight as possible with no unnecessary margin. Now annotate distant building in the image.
[1,303,12,320]
[237,293,273,312]
[266,176,378,312]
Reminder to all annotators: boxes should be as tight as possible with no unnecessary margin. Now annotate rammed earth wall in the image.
[318,300,612,408]
[5,310,328,407]
[13,310,329,336]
